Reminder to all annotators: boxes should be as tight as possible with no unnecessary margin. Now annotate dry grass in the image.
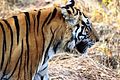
[49,53,120,80]
[0,0,120,80]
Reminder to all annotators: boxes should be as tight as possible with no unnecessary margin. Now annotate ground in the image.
[0,0,120,80]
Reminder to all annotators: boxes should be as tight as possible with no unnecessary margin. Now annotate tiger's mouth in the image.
[75,41,89,53]
[75,40,94,54]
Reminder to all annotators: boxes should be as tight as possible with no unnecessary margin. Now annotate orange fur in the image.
[0,6,73,80]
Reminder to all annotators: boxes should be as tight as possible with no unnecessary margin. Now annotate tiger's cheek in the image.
[62,27,73,48]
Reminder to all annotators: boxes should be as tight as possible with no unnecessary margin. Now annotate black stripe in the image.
[53,41,61,53]
[81,20,92,31]
[24,12,30,70]
[67,10,72,14]
[40,12,52,66]
[39,65,48,72]
[68,0,75,7]
[79,11,82,15]
[24,12,30,30]
[82,13,88,18]
[8,40,23,79]
[13,16,20,44]
[64,0,75,9]
[81,20,86,26]
[75,24,79,33]
[74,8,79,16]
[42,38,53,64]
[74,24,79,43]
[0,22,6,70]
[42,27,56,64]
[24,52,27,80]
[37,11,41,34]
[41,76,44,80]
[42,33,53,64]
[62,0,75,8]
[71,7,74,13]
[0,22,6,80]
[1,78,8,80]
[36,26,45,77]
[47,8,57,24]
[42,12,51,28]
[86,19,92,31]
[0,20,14,80]
[17,40,23,80]
[3,20,13,62]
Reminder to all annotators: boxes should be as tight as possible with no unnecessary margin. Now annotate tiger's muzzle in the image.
[75,39,94,53]
[65,34,99,54]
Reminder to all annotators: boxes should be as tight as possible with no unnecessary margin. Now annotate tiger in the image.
[0,0,99,80]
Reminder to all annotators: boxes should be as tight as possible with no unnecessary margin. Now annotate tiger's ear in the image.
[61,0,75,15]
[61,0,75,24]
[61,0,81,26]
[61,0,75,8]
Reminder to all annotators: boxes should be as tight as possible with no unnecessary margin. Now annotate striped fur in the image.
[0,7,70,80]
[0,0,99,80]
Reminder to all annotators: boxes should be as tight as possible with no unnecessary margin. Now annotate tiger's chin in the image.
[75,41,89,54]
[65,40,94,54]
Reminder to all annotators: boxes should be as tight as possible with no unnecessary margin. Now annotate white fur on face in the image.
[81,13,92,30]
[72,25,87,43]
[66,0,73,5]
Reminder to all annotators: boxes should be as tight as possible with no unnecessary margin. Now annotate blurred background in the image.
[0,0,120,79]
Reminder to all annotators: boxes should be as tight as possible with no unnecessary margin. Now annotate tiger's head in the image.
[75,14,99,53]
[65,13,99,54]
[61,0,99,54]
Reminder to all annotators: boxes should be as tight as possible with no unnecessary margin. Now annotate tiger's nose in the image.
[96,38,99,42]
